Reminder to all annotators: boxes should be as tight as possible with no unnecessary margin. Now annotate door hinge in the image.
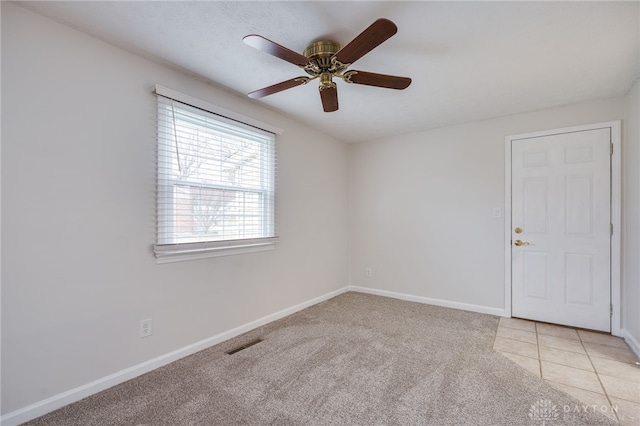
[611,223,614,236]
[611,143,614,156]
[610,304,613,317]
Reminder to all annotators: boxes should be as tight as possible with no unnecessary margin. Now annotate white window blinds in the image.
[154,87,278,262]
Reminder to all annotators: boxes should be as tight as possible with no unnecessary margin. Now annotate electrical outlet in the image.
[140,319,152,338]
[365,268,372,278]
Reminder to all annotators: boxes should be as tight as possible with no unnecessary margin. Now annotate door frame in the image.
[504,121,622,336]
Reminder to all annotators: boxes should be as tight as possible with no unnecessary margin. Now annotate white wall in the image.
[1,3,349,415]
[623,78,640,352]
[349,98,626,311]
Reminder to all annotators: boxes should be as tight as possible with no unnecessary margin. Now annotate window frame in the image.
[153,85,281,263]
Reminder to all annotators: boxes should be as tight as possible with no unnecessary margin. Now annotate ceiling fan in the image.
[243,18,412,113]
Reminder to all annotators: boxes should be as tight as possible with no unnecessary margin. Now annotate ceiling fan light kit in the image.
[243,18,412,113]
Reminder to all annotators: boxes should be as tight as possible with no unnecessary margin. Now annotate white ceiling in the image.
[18,1,640,143]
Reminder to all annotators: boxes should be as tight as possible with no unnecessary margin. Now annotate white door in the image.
[511,128,611,332]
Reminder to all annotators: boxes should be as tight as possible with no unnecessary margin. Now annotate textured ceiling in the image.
[18,1,640,143]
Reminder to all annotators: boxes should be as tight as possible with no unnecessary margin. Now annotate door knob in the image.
[514,240,530,246]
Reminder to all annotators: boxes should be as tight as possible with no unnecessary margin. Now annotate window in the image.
[154,86,279,263]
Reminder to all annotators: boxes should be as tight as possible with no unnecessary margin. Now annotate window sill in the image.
[154,238,278,264]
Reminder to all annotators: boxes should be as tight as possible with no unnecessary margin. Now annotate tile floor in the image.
[494,317,640,425]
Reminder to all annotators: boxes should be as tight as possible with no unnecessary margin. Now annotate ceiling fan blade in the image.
[332,18,397,65]
[243,35,310,67]
[345,71,412,90]
[320,86,338,112]
[248,77,309,99]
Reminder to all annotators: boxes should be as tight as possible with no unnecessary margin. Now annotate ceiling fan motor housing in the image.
[302,40,350,90]
[303,40,342,68]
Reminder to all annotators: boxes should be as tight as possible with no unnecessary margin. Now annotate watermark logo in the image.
[528,399,560,425]
[528,399,627,424]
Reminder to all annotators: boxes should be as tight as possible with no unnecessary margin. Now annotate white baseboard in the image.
[348,285,508,317]
[0,286,350,426]
[621,328,640,359]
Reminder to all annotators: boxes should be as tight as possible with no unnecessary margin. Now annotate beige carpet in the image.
[26,292,618,425]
